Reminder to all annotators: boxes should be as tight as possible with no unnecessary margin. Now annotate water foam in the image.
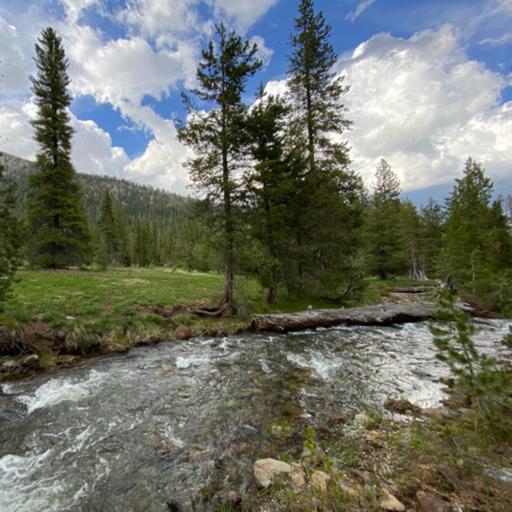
[17,370,106,414]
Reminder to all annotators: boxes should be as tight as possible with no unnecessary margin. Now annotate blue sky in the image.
[0,0,511,203]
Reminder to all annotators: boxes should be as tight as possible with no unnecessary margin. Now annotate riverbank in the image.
[235,381,512,512]
[0,267,438,379]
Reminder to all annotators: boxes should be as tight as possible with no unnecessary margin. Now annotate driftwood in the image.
[251,302,438,333]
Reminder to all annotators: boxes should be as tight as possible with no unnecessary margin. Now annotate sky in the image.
[0,0,511,204]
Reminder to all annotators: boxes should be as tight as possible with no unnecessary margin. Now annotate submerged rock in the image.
[253,458,292,487]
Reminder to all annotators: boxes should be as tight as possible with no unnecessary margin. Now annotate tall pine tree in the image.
[26,27,90,268]
[97,190,119,269]
[245,87,297,303]
[287,0,364,298]
[179,23,261,311]
[366,159,405,279]
[0,164,21,308]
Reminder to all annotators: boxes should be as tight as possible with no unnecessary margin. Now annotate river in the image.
[0,320,510,511]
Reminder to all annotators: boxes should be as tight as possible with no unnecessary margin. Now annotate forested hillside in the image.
[0,151,215,270]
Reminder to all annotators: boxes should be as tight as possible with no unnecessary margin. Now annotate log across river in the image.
[251,302,438,332]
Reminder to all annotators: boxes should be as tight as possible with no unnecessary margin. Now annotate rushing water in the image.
[0,320,510,511]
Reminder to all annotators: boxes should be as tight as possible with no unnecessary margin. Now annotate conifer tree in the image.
[288,0,351,174]
[26,27,90,268]
[287,0,365,298]
[0,164,21,307]
[442,158,512,307]
[179,23,261,311]
[418,198,444,278]
[245,87,296,303]
[97,190,118,269]
[367,159,405,279]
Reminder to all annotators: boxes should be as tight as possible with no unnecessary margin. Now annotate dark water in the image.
[0,320,510,511]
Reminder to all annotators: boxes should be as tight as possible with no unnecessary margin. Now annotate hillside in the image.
[0,151,192,223]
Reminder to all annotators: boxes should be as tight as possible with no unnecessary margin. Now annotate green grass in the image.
[0,268,436,377]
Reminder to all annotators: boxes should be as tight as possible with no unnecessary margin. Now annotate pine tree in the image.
[26,27,90,268]
[287,0,365,298]
[288,0,351,175]
[400,200,424,280]
[0,164,21,307]
[245,87,296,303]
[97,190,119,269]
[179,23,261,311]
[442,158,512,307]
[367,159,406,279]
[418,198,444,279]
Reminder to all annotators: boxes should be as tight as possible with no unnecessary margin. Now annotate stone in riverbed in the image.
[380,489,405,511]
[253,458,292,488]
[175,325,191,341]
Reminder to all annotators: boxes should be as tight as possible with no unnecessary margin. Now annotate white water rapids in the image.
[0,320,510,511]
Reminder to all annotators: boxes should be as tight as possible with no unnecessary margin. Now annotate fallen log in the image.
[385,286,437,294]
[251,302,438,333]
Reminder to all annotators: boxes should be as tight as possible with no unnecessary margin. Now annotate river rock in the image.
[416,491,452,512]
[253,458,292,488]
[310,470,330,492]
[175,325,191,341]
[21,354,40,369]
[289,462,306,489]
[380,489,405,511]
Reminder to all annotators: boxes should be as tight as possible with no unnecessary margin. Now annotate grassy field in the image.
[0,267,433,376]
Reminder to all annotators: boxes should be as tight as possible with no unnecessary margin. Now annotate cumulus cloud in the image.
[60,0,98,23]
[209,0,279,33]
[346,0,376,22]
[0,97,130,178]
[0,19,29,93]
[338,25,512,191]
[250,36,274,68]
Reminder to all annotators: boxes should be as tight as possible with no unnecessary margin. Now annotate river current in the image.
[0,320,510,511]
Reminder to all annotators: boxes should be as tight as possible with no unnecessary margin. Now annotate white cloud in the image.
[0,19,29,93]
[0,99,38,158]
[338,25,512,191]
[65,25,197,106]
[0,97,130,178]
[479,33,512,46]
[71,118,130,177]
[60,0,98,23]
[120,0,201,40]
[209,0,279,33]
[346,0,376,23]
[250,36,273,68]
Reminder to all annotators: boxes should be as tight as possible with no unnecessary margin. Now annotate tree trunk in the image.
[251,302,438,333]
